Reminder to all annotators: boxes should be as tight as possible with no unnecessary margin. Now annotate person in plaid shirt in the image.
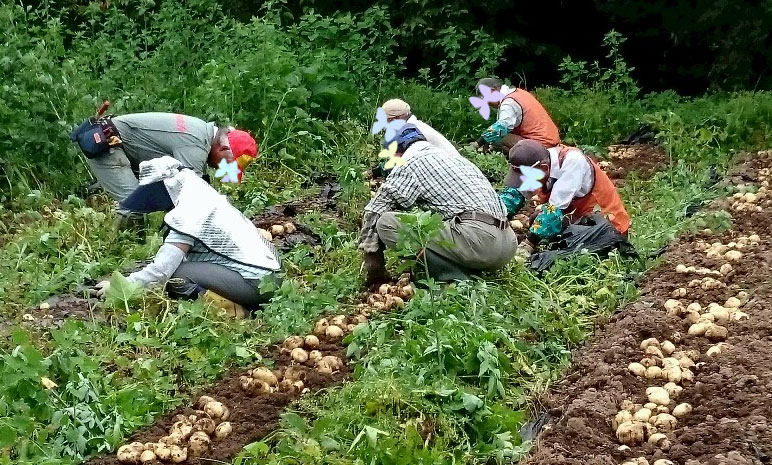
[359,124,518,283]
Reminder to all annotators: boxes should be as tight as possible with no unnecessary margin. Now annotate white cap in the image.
[382,98,411,118]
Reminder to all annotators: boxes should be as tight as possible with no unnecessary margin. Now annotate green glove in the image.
[500,187,526,218]
[481,120,509,145]
[529,203,564,241]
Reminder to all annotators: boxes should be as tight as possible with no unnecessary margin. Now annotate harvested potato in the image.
[331,315,347,326]
[304,335,320,349]
[678,356,695,369]
[117,445,142,463]
[291,348,309,363]
[656,405,670,414]
[284,365,306,381]
[675,264,688,273]
[155,445,171,461]
[401,285,414,299]
[321,355,342,369]
[214,422,232,439]
[688,321,711,336]
[670,288,687,298]
[252,368,278,386]
[733,311,749,321]
[161,433,183,445]
[616,421,646,446]
[620,400,635,412]
[326,325,344,338]
[653,413,677,431]
[258,228,272,241]
[661,340,675,355]
[284,222,296,234]
[204,401,229,421]
[681,368,694,382]
[139,450,156,463]
[283,335,304,350]
[643,402,657,410]
[271,224,285,236]
[646,387,670,405]
[663,382,683,398]
[640,356,659,368]
[719,263,733,275]
[672,403,693,418]
[724,250,743,261]
[613,410,633,430]
[633,408,652,422]
[686,302,702,313]
[171,420,193,439]
[169,445,187,463]
[188,431,211,456]
[645,346,664,358]
[197,395,215,409]
[663,366,682,383]
[195,417,216,435]
[683,310,701,324]
[705,324,728,341]
[724,297,742,308]
[308,350,323,363]
[663,300,681,312]
[316,360,333,374]
[645,366,662,379]
[314,318,330,336]
[709,306,730,325]
[640,338,660,350]
[628,362,646,377]
[392,296,405,308]
[648,432,670,449]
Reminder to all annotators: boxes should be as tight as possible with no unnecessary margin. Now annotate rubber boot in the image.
[423,249,473,282]
[201,290,248,319]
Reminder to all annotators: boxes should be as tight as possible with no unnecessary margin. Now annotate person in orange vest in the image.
[471,78,561,154]
[503,140,631,255]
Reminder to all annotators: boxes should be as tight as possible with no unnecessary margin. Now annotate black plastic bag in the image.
[529,214,637,272]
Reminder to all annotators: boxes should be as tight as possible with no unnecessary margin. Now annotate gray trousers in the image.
[494,133,524,155]
[375,212,517,270]
[85,147,140,216]
[170,262,273,308]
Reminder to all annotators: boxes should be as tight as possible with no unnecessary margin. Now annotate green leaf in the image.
[104,272,143,312]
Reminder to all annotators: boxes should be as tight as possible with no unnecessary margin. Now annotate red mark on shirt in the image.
[175,114,187,132]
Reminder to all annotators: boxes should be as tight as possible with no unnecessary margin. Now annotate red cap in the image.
[227,130,258,159]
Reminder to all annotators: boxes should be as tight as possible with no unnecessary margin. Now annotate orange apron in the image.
[537,145,631,234]
[505,89,561,148]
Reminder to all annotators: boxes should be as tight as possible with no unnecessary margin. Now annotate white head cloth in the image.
[137,156,281,272]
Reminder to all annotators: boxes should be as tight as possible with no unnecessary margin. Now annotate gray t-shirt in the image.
[112,113,216,176]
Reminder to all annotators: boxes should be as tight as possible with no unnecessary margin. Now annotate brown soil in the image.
[87,338,350,465]
[21,294,108,330]
[525,152,772,464]
[602,144,668,186]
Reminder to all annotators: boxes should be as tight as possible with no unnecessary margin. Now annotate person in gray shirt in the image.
[82,112,258,221]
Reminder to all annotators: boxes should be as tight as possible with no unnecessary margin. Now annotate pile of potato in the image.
[284,333,346,375]
[622,458,675,465]
[626,338,696,384]
[607,144,643,161]
[663,291,749,343]
[257,222,297,241]
[116,396,231,463]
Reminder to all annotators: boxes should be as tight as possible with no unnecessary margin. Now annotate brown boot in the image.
[202,290,247,318]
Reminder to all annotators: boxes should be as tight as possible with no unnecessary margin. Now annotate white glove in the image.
[93,280,111,298]
[517,240,535,259]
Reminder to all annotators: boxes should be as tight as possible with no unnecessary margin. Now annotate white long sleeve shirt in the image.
[496,85,524,132]
[406,115,460,157]
[546,146,594,210]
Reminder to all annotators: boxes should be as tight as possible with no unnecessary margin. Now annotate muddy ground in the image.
[603,143,668,186]
[525,152,772,465]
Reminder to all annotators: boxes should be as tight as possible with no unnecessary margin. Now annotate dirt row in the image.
[525,151,772,465]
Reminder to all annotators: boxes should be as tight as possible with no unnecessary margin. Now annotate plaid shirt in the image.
[358,142,508,252]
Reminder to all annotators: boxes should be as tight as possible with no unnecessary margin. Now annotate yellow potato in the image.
[291,348,309,363]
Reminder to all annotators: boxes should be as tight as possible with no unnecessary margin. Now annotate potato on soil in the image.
[169,445,187,463]
[633,408,652,422]
[321,355,342,369]
[640,356,659,368]
[308,350,323,363]
[640,338,659,350]
[645,345,664,358]
[646,387,670,405]
[188,431,211,456]
[197,395,215,409]
[378,284,391,295]
[628,362,646,377]
[258,228,273,241]
[672,403,693,418]
[688,321,711,336]
[304,334,320,349]
[291,347,309,363]
[214,421,233,439]
[683,310,701,324]
[155,445,172,461]
[331,315,347,326]
[161,433,183,445]
[707,342,729,356]
[316,360,333,374]
[660,340,675,355]
[271,224,285,236]
[616,421,647,446]
[710,306,730,325]
[670,288,687,298]
[400,285,414,299]
[705,324,728,341]
[724,296,742,308]
[283,335,304,350]
[252,367,279,386]
[620,399,635,412]
[195,417,217,434]
[733,310,749,321]
[314,318,329,336]
[117,444,142,463]
[653,413,677,431]
[283,222,297,234]
[326,325,344,338]
[283,365,306,381]
[613,410,633,430]
[645,366,662,379]
[171,420,193,439]
[392,296,405,308]
[663,382,683,398]
[139,450,156,463]
[204,401,229,420]
[648,432,671,449]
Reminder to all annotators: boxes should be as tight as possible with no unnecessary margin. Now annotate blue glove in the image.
[481,120,509,145]
[529,203,565,242]
[500,187,526,218]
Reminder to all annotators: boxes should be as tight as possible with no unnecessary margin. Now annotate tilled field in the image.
[526,151,772,465]
[86,278,413,465]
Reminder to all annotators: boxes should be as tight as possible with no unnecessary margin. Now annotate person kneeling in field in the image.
[92,156,281,317]
[359,124,517,283]
[504,140,631,254]
[71,112,258,228]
